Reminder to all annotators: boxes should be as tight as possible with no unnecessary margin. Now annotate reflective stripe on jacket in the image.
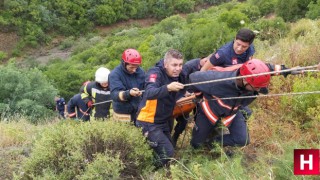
[189,69,256,126]
[81,81,111,119]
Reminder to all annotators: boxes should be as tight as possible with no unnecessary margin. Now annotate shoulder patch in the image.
[215,53,220,59]
[149,74,157,83]
[232,58,238,65]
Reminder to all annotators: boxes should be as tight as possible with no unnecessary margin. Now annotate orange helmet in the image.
[240,59,270,88]
[122,49,142,65]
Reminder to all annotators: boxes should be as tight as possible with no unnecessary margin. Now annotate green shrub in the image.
[182,19,233,59]
[0,64,58,122]
[306,0,320,19]
[233,2,261,21]
[250,17,288,44]
[174,0,195,13]
[20,121,154,179]
[95,5,117,25]
[248,0,276,16]
[0,51,7,61]
[152,0,174,19]
[59,36,75,50]
[217,9,250,29]
[78,152,123,180]
[281,75,320,125]
[276,0,313,22]
[153,15,187,35]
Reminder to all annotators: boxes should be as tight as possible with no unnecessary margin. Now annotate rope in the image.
[184,65,318,87]
[174,91,320,106]
[211,91,320,101]
[92,100,113,105]
[82,65,318,106]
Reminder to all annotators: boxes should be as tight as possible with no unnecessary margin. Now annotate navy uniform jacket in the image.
[137,59,186,124]
[56,98,66,112]
[109,64,145,115]
[81,81,111,119]
[182,58,201,83]
[189,69,256,126]
[210,41,255,67]
[67,93,90,121]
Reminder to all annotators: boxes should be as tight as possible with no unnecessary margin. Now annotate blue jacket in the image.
[109,64,145,115]
[209,41,255,67]
[181,58,201,83]
[67,93,90,121]
[137,59,186,124]
[56,98,66,111]
[81,81,111,119]
[189,69,256,125]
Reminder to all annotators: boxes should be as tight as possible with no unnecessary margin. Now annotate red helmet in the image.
[122,49,142,65]
[240,59,271,88]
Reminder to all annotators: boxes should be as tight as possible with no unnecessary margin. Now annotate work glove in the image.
[279,65,291,78]
[259,87,269,95]
[87,100,94,108]
[280,65,302,77]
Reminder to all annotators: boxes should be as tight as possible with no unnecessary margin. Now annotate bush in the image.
[276,0,313,22]
[248,0,276,16]
[0,51,7,61]
[0,64,58,122]
[20,121,154,179]
[59,36,75,50]
[174,0,195,13]
[217,9,250,29]
[182,19,233,59]
[306,0,320,19]
[95,5,117,25]
[152,0,174,19]
[250,17,288,44]
[281,75,320,125]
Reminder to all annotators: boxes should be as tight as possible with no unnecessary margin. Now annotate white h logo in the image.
[300,154,313,170]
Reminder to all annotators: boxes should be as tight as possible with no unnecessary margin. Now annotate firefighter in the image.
[81,67,112,120]
[67,81,91,121]
[201,28,256,71]
[109,49,145,125]
[136,49,185,168]
[200,28,257,136]
[189,59,294,148]
[54,96,67,119]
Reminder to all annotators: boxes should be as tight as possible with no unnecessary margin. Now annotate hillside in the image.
[0,0,320,179]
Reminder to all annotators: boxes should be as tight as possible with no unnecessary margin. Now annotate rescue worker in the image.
[200,28,257,136]
[54,96,67,119]
[109,49,145,124]
[172,58,208,147]
[81,67,112,120]
[189,59,295,148]
[67,81,91,121]
[201,28,256,71]
[136,49,185,168]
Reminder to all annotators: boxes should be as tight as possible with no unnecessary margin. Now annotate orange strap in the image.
[172,95,196,118]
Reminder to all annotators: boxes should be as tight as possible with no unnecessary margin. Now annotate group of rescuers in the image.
[58,28,311,168]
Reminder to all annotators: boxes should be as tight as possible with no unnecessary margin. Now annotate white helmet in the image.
[95,67,110,83]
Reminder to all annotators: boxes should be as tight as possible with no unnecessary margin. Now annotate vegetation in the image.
[19,120,153,179]
[0,0,320,179]
[0,63,57,123]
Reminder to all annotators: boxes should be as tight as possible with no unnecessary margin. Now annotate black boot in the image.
[172,133,180,148]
